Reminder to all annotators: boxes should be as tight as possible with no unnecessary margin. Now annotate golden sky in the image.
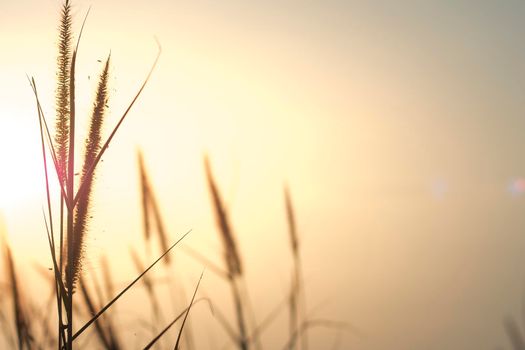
[2,0,525,349]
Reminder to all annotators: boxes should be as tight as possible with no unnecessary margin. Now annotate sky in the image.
[2,0,525,349]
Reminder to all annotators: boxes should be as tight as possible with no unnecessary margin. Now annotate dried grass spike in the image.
[4,244,32,349]
[203,155,242,277]
[70,54,111,289]
[55,0,73,183]
[137,150,152,242]
[284,185,298,255]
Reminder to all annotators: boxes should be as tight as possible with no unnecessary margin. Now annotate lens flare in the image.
[430,178,448,199]
[508,178,525,196]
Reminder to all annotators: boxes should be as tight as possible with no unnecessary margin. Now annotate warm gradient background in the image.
[2,0,525,349]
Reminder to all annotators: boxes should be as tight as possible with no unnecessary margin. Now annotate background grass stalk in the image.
[284,185,307,350]
[204,155,251,350]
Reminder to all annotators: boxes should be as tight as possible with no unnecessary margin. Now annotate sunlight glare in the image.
[0,116,42,210]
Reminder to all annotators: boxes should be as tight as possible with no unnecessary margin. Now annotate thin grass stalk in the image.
[29,267,59,349]
[100,256,115,304]
[97,258,121,350]
[129,248,162,324]
[161,271,198,350]
[79,278,112,349]
[31,88,70,205]
[65,44,77,325]
[90,271,116,347]
[4,245,32,349]
[137,152,171,264]
[35,294,58,350]
[203,156,249,350]
[248,293,290,345]
[138,149,170,338]
[90,271,106,306]
[136,154,199,349]
[230,277,249,350]
[92,272,121,350]
[174,271,204,350]
[238,281,263,350]
[203,156,241,277]
[42,212,69,309]
[149,188,171,265]
[137,151,152,244]
[6,246,24,350]
[30,76,67,350]
[289,273,298,349]
[65,9,90,345]
[27,73,71,206]
[42,213,72,350]
[285,186,299,350]
[61,12,91,346]
[181,245,229,279]
[71,229,191,342]
[142,298,211,350]
[171,277,197,350]
[284,185,307,350]
[58,197,65,349]
[204,300,238,344]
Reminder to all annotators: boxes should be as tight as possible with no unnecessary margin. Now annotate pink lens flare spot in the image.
[430,179,448,199]
[509,178,525,196]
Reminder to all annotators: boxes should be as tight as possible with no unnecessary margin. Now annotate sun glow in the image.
[0,116,43,210]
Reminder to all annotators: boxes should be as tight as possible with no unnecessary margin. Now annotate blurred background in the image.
[2,0,525,349]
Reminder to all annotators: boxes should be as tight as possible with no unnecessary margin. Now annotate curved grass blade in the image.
[248,293,289,344]
[42,213,68,304]
[129,247,161,318]
[284,184,306,350]
[73,42,161,208]
[142,298,211,350]
[3,243,33,349]
[28,77,70,207]
[79,277,112,349]
[174,270,204,350]
[72,229,191,342]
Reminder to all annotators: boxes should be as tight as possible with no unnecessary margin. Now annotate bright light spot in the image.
[430,178,448,200]
[508,178,525,197]
[0,117,43,210]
